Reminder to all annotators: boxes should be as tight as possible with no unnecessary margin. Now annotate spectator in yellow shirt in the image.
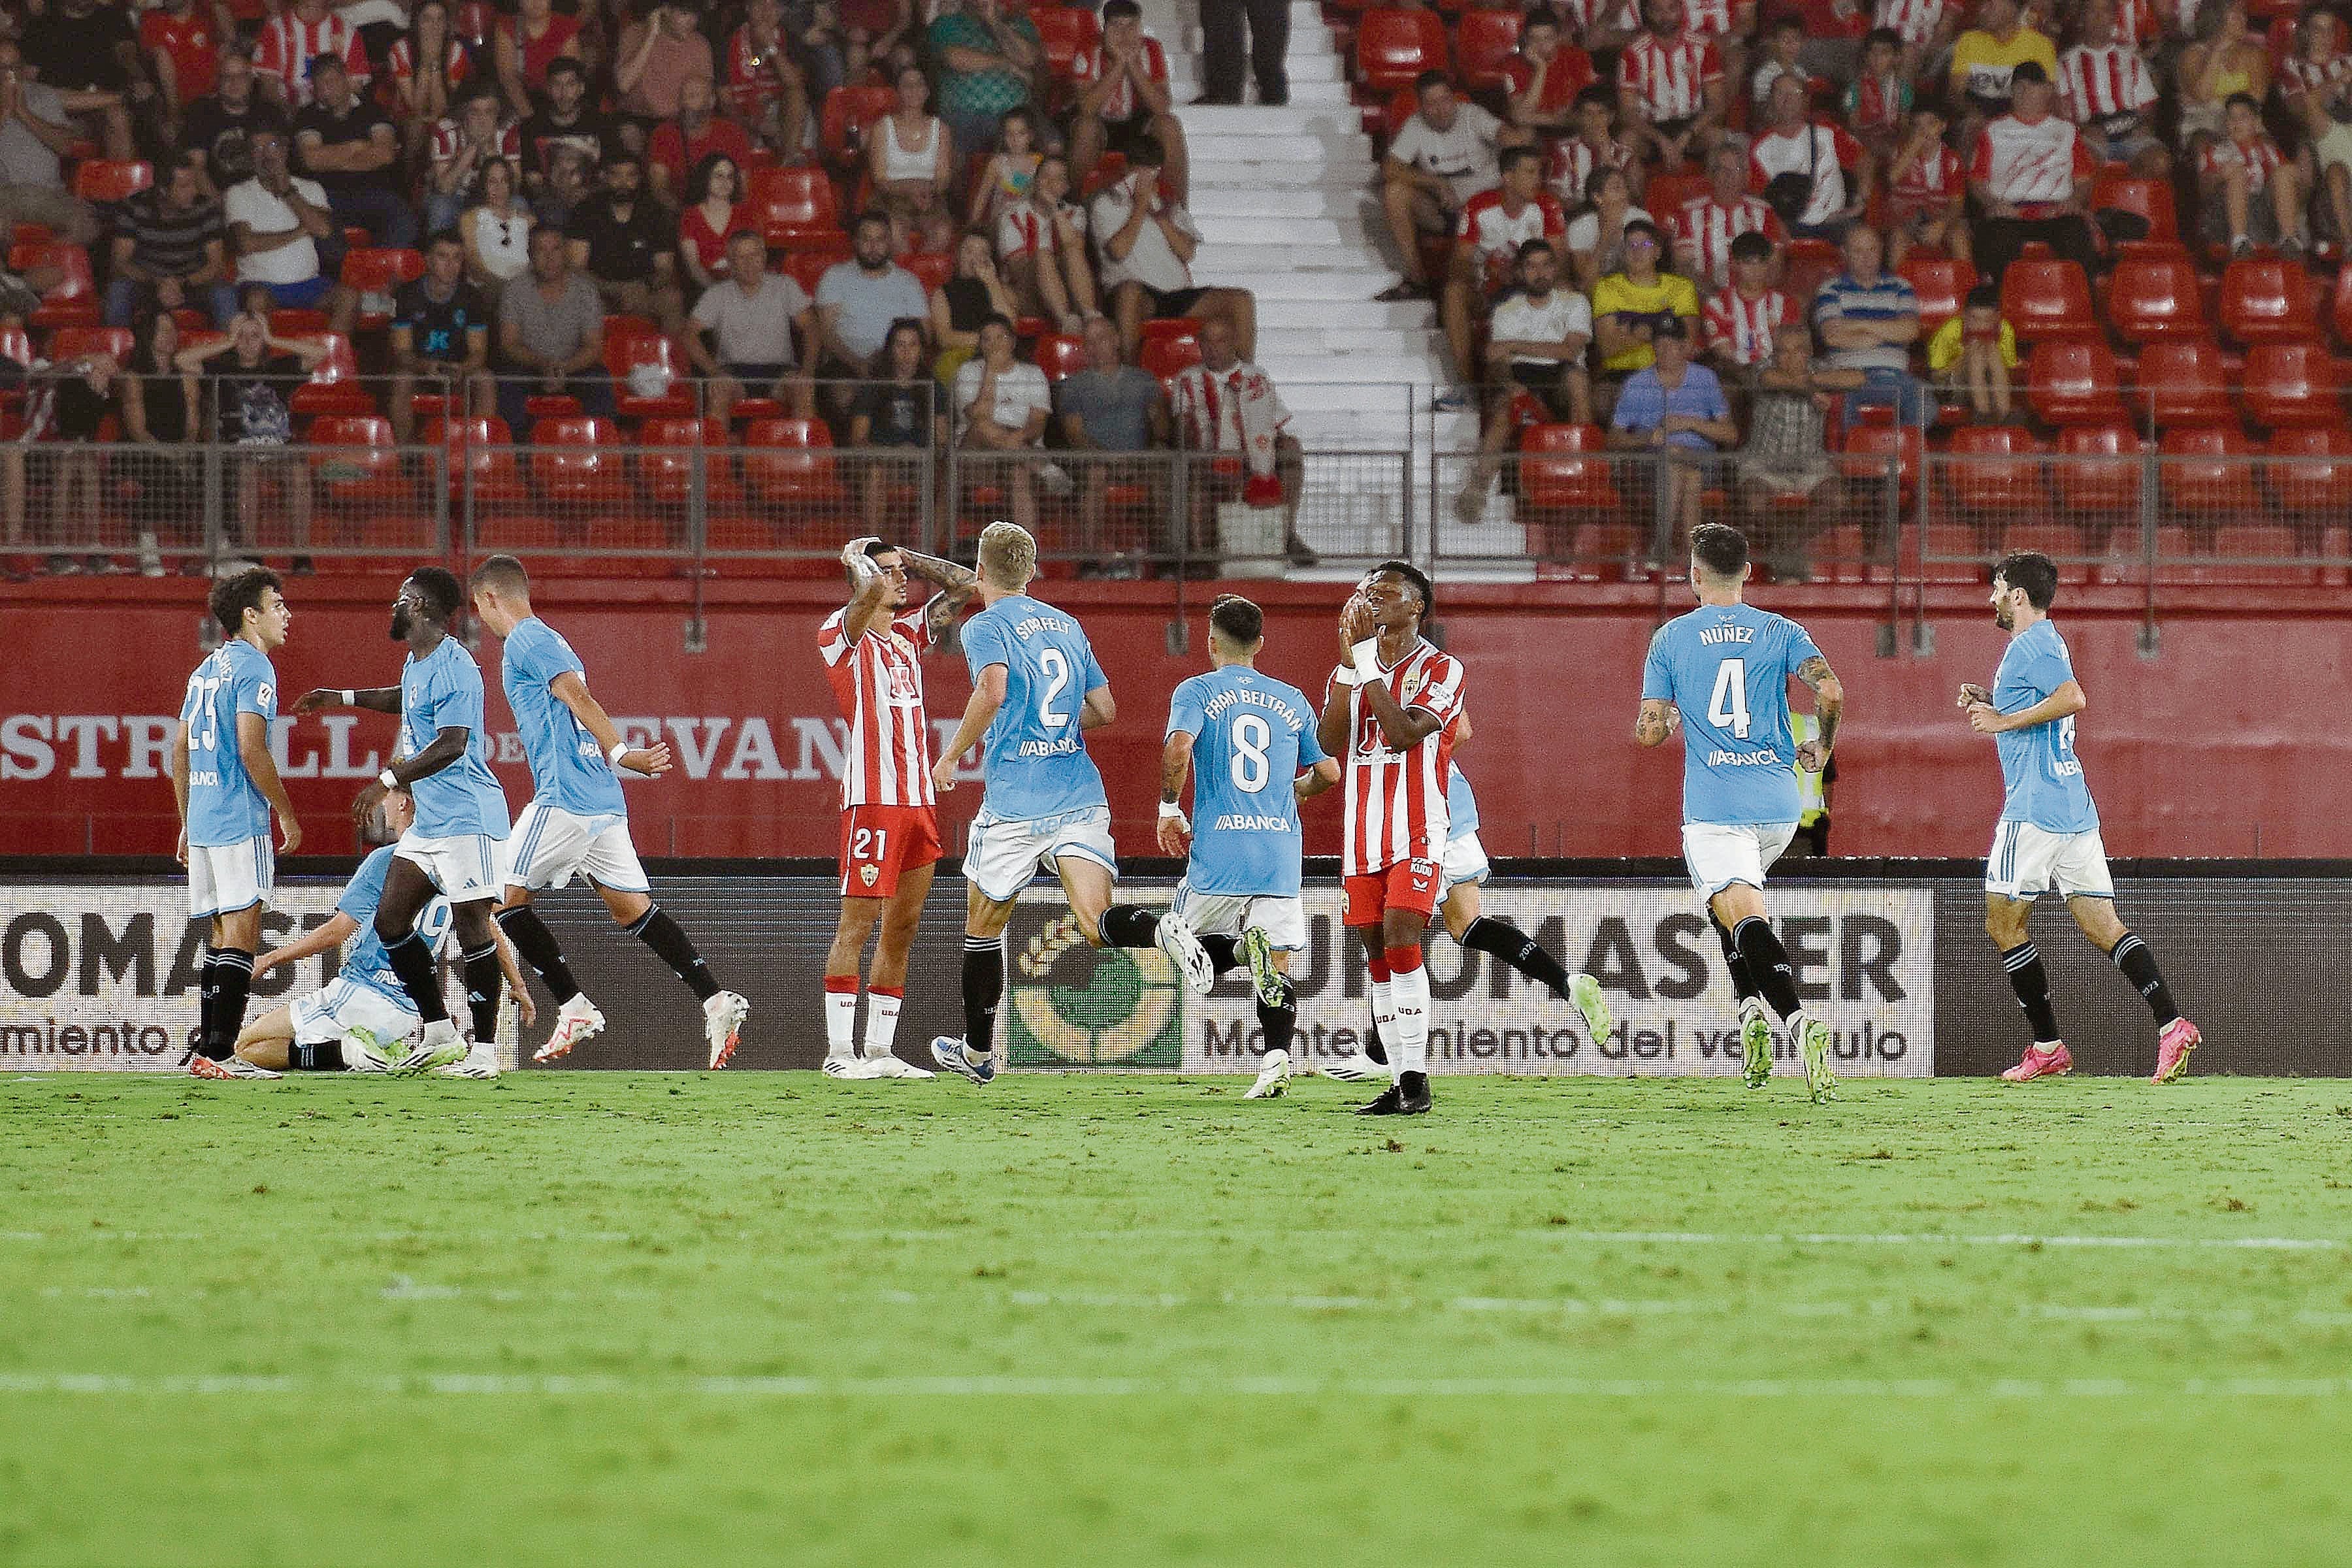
[1948,0,2057,137]
[1590,219,1701,400]
[1929,283,2017,421]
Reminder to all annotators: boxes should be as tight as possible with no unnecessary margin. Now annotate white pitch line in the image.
[1526,1230,2349,1252]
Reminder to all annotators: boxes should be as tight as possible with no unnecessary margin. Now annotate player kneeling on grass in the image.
[465,556,752,1070]
[1961,552,2201,1084]
[1635,522,1845,1101]
[233,788,536,1072]
[927,521,1218,1085]
[1158,595,1341,1100]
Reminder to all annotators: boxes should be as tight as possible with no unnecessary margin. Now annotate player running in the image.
[293,567,512,1079]
[1315,561,1463,1116]
[1962,552,2201,1085]
[815,537,978,1080]
[466,556,753,1070]
[926,521,1216,1086]
[1635,523,1846,1102]
[1157,595,1341,1101]
[171,567,302,1079]
[232,788,534,1073]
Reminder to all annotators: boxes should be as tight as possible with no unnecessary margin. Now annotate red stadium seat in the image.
[747,167,843,250]
[2218,256,2321,345]
[1379,86,1418,140]
[1899,255,1977,335]
[2134,337,2237,429]
[1356,8,1448,91]
[69,159,152,203]
[897,250,952,293]
[2089,173,2180,252]
[306,414,413,506]
[2051,423,2145,514]
[2263,426,2352,517]
[819,84,898,167]
[1518,422,1621,510]
[1778,238,1842,313]
[779,242,851,301]
[2026,340,2127,427]
[742,416,847,504]
[340,246,426,333]
[1941,424,2048,514]
[426,414,528,504]
[1455,8,1525,89]
[1839,424,1921,495]
[2243,342,2349,429]
[287,334,370,416]
[2328,264,2352,350]
[8,242,97,329]
[268,307,329,338]
[2001,257,2098,342]
[529,415,630,506]
[46,326,135,363]
[1030,4,1100,79]
[1138,316,1203,380]
[2104,255,2206,344]
[2159,425,2259,514]
[1032,333,1087,381]
[602,317,697,421]
[637,416,745,510]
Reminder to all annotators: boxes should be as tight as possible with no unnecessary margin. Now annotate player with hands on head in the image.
[926,521,1218,1087]
[466,555,753,1070]
[171,566,302,1079]
[815,533,979,1079]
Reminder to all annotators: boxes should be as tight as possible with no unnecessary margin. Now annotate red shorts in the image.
[839,803,942,898]
[1343,857,1442,929]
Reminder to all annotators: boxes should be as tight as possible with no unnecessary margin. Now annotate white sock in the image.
[1369,981,1396,1054]
[864,990,903,1059]
[823,987,857,1058]
[1390,962,1431,1075]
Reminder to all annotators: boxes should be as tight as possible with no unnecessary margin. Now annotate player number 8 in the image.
[1708,659,1752,740]
[1229,713,1271,794]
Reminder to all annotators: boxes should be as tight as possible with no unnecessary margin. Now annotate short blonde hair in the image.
[977,520,1036,590]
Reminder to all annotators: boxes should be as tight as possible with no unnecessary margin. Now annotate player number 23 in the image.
[1708,659,1752,740]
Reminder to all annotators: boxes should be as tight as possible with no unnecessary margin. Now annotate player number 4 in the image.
[1708,659,1752,741]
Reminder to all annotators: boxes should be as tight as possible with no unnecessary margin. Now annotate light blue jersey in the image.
[1168,666,1325,898]
[1993,618,2098,834]
[179,639,278,847]
[1641,602,1823,825]
[1446,762,1478,843]
[962,593,1109,822]
[400,636,510,840]
[337,846,453,1002]
[501,615,626,818]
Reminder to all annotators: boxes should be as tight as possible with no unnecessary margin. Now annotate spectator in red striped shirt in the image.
[1546,85,1642,209]
[1887,104,1968,267]
[1671,141,1780,289]
[1967,61,2098,281]
[1503,10,1597,137]
[1616,0,1725,169]
[2057,0,2166,178]
[1071,0,1188,207]
[2197,91,2304,256]
[1701,229,1789,391]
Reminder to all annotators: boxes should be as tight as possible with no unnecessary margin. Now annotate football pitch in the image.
[6,1071,2352,1566]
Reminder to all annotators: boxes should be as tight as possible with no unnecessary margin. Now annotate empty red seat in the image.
[2264,426,2352,515]
[1030,3,1101,78]
[46,325,135,363]
[287,333,370,416]
[2243,342,2348,429]
[898,250,952,293]
[425,414,528,503]
[306,414,412,506]
[602,317,696,420]
[779,243,851,300]
[2134,337,2236,429]
[2002,257,2098,342]
[1839,424,1922,495]
[2051,424,2144,514]
[742,416,847,504]
[529,415,630,508]
[1778,238,1842,312]
[2328,264,2352,350]
[819,84,898,167]
[1032,333,1086,381]
[9,242,96,329]
[1456,8,1526,88]
[2219,257,2321,344]
[747,167,843,249]
[2159,425,2259,513]
[69,159,152,203]
[1519,422,1621,509]
[2104,255,2206,344]
[2089,173,2180,251]
[340,246,426,333]
[637,416,745,509]
[1942,424,2048,514]
[1356,8,1448,91]
[1138,316,1203,380]
[1899,255,1978,335]
[2027,339,2127,426]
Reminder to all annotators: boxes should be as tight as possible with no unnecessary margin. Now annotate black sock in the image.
[210,949,254,1060]
[962,935,1004,1054]
[381,928,449,1022]
[1201,934,1239,973]
[1732,917,1803,1021]
[1460,916,1571,998]
[193,946,222,1060]
[1363,1020,1388,1066]
[287,1039,347,1071]
[496,906,578,1004]
[626,906,721,1002]
[461,941,502,1043]
[1097,905,1159,948]
[1258,978,1298,1056]
[1710,913,1760,1004]
[2110,932,2180,1026]
[2001,941,2063,1044]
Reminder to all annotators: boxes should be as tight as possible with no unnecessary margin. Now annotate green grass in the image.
[6,1071,2352,1565]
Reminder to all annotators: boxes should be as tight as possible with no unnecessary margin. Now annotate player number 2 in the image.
[1038,648,1070,728]
[1708,659,1752,740]
[1229,714,1271,794]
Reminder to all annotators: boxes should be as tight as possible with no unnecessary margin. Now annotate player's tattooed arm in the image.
[1633,700,1680,747]
[1795,655,1843,764]
[900,546,981,618]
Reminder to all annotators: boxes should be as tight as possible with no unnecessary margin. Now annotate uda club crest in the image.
[859,864,879,888]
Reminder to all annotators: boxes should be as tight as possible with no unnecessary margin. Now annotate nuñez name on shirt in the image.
[1699,625,1756,645]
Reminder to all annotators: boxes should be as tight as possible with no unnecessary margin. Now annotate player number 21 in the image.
[851,826,889,861]
[1708,659,1752,740]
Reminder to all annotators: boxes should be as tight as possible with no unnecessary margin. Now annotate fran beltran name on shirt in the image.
[1201,685,1307,728]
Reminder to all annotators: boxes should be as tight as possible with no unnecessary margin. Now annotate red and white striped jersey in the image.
[1678,0,1741,36]
[1970,111,2095,209]
[253,10,371,106]
[2198,133,2287,193]
[1169,361,1292,455]
[1328,640,1465,875]
[1069,36,1169,121]
[1673,193,1778,288]
[1555,0,1640,43]
[1892,140,1965,214]
[1458,189,1568,287]
[819,604,938,809]
[1872,0,1952,44]
[1618,31,1721,121]
[2057,42,2155,122]
[1702,285,1792,366]
[387,35,469,90]
[2112,0,2161,45]
[2281,50,2352,101]
[430,114,523,170]
[1546,133,1635,204]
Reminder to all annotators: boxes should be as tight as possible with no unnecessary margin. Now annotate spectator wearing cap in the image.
[293,52,418,248]
[1453,237,1591,527]
[1813,221,1928,427]
[0,39,101,250]
[1437,144,1565,414]
[1968,60,2098,282]
[649,74,755,206]
[689,229,818,422]
[1092,132,1258,364]
[1590,218,1699,407]
[926,0,1042,154]
[107,152,237,327]
[564,151,686,332]
[1071,0,1188,204]
[1504,10,1597,137]
[225,123,357,329]
[498,222,613,429]
[1377,72,1512,303]
[1607,314,1735,547]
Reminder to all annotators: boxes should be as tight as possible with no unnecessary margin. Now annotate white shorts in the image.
[1682,821,1799,901]
[1442,829,1490,894]
[964,806,1118,904]
[1985,821,2114,901]
[188,836,274,919]
[393,828,507,904]
[1172,883,1307,951]
[289,975,420,1051]
[505,800,649,894]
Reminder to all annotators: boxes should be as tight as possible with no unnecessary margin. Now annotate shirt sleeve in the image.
[1080,635,1109,694]
[235,658,276,720]
[1411,656,1465,725]
[1782,617,1825,679]
[1611,373,1659,429]
[1165,677,1205,739]
[1698,367,1729,420]
[1294,703,1329,766]
[335,856,383,927]
[817,612,851,666]
[1640,623,1674,701]
[961,612,1008,679]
